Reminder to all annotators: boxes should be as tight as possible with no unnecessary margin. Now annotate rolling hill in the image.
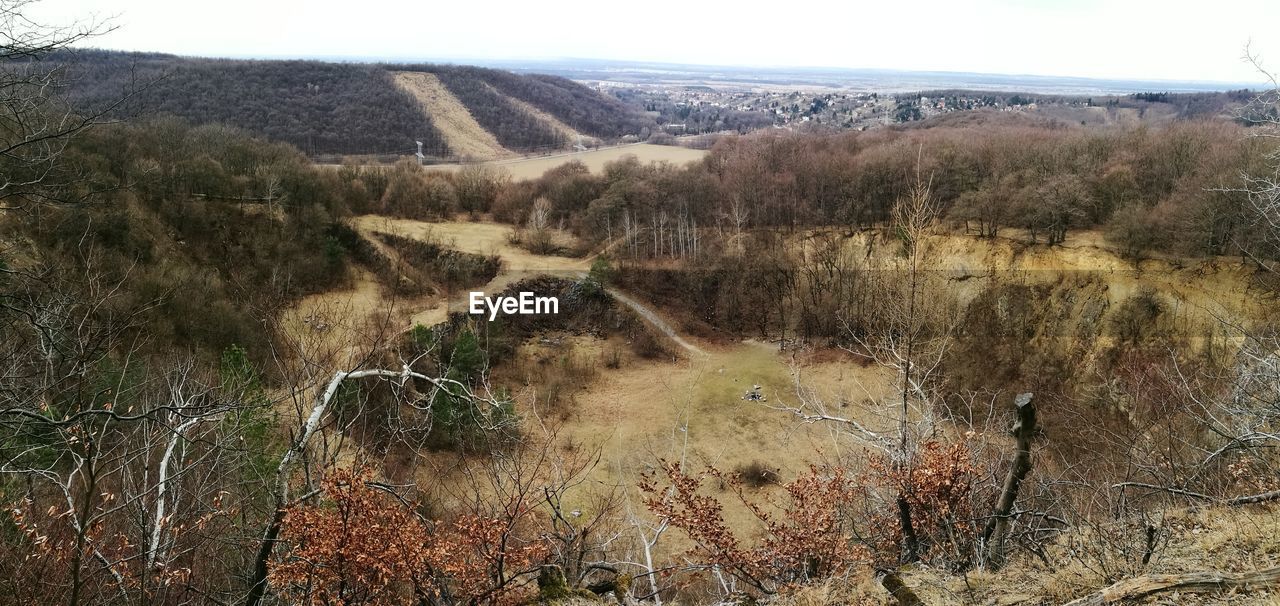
[45,50,655,159]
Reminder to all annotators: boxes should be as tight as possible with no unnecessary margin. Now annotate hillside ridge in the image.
[45,49,654,158]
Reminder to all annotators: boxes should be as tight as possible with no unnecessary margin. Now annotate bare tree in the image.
[1121,49,1280,508]
[1,0,126,208]
[518,196,556,254]
[855,153,949,564]
[0,260,259,604]
[243,336,514,606]
[1093,50,1280,601]
[763,157,962,581]
[724,194,750,256]
[1231,47,1280,272]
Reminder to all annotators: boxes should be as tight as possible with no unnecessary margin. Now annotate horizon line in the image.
[69,46,1268,90]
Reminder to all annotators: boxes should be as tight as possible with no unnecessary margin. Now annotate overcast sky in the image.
[29,0,1280,84]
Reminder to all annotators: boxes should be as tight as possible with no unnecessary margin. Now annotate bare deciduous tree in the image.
[1,0,126,208]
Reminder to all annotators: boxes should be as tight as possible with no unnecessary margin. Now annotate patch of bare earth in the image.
[392,71,512,161]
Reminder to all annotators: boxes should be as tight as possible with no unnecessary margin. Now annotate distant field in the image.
[428,143,708,179]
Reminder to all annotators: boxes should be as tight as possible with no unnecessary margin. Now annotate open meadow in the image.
[427,143,708,178]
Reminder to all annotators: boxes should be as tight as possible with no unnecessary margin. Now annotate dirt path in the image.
[604,286,704,356]
[393,72,512,161]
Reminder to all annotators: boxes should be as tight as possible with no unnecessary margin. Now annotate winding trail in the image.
[345,217,704,357]
[603,285,704,356]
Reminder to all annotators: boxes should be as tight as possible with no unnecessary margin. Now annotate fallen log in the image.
[1061,566,1280,605]
[1227,488,1280,506]
[880,570,923,606]
[1112,482,1280,507]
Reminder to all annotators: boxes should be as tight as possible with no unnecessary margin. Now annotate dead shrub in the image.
[735,460,781,488]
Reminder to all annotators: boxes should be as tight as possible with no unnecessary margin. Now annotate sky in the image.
[29,0,1280,84]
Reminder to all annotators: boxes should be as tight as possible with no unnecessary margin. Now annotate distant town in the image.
[599,82,1253,135]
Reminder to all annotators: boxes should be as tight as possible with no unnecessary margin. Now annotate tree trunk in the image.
[1227,488,1280,506]
[880,570,923,606]
[244,510,285,606]
[982,392,1036,570]
[897,494,920,564]
[1061,566,1280,605]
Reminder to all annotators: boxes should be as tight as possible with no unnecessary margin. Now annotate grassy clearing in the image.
[283,267,420,361]
[280,216,588,357]
[427,143,708,179]
[544,335,896,554]
[347,216,590,327]
[350,215,587,273]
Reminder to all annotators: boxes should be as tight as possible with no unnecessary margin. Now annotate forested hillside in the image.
[52,50,451,156]
[416,66,567,151]
[42,50,655,157]
[485,70,655,137]
[399,64,656,148]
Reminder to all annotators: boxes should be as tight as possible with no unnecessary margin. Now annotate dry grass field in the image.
[428,143,708,179]
[284,217,901,536]
[544,337,897,533]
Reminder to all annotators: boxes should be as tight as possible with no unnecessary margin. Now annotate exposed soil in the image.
[393,71,513,161]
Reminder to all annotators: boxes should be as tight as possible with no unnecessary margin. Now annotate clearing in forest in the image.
[348,216,589,327]
[393,71,512,161]
[428,143,709,179]
[346,219,900,520]
[354,217,705,356]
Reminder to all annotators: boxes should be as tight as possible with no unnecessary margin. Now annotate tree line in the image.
[483,118,1275,262]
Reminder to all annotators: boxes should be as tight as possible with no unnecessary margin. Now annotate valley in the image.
[5,6,1280,604]
[287,210,1273,579]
